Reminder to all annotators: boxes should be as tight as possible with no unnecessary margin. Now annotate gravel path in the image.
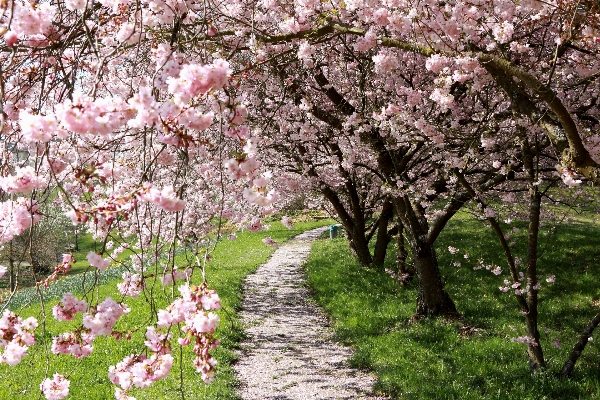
[234,227,387,400]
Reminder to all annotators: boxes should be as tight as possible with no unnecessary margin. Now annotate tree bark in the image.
[9,241,15,292]
[413,241,458,317]
[524,187,546,370]
[348,223,374,267]
[393,196,458,317]
[395,223,412,284]
[560,311,600,377]
[373,199,394,266]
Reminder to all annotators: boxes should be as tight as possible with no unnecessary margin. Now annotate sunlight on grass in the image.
[305,214,600,399]
[0,219,331,399]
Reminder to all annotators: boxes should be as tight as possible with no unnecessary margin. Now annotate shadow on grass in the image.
[305,214,600,399]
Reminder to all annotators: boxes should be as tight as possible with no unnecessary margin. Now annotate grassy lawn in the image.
[305,213,600,399]
[0,219,331,399]
[0,231,121,295]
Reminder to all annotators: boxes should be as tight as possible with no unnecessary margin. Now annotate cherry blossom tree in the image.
[1,0,599,395]
[0,1,276,398]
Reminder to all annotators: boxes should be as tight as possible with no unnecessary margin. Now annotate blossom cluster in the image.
[0,166,46,194]
[38,254,76,288]
[159,267,192,286]
[0,310,38,366]
[40,374,70,400]
[0,197,41,243]
[117,272,145,298]
[139,184,185,212]
[109,282,221,399]
[52,292,88,321]
[51,294,130,360]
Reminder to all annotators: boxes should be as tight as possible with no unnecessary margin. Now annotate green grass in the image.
[0,219,331,399]
[0,231,127,295]
[305,213,600,399]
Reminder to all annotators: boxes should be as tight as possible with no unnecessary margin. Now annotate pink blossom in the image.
[546,275,556,283]
[65,0,87,10]
[83,297,130,338]
[512,336,538,347]
[0,265,6,279]
[189,312,220,333]
[52,293,88,321]
[230,104,248,125]
[354,28,377,51]
[159,267,191,286]
[4,31,18,47]
[114,387,136,400]
[51,332,93,358]
[167,60,231,104]
[0,197,42,243]
[297,41,315,67]
[448,246,459,254]
[492,21,514,44]
[0,310,38,365]
[372,50,399,73]
[144,327,171,353]
[139,184,185,212]
[87,252,111,270]
[481,136,494,148]
[425,54,451,73]
[560,169,582,186]
[131,354,174,388]
[118,272,144,298]
[10,1,56,37]
[262,237,279,248]
[200,290,221,310]
[110,353,174,392]
[40,374,70,400]
[281,216,294,229]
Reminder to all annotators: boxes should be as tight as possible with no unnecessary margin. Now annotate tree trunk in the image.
[560,311,600,377]
[413,241,458,317]
[373,199,394,266]
[318,184,373,267]
[393,196,458,317]
[9,241,15,292]
[524,185,546,370]
[347,224,373,267]
[394,223,412,284]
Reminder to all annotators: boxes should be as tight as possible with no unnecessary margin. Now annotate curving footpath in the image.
[234,227,387,400]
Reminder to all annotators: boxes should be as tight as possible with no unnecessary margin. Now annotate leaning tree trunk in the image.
[560,312,600,377]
